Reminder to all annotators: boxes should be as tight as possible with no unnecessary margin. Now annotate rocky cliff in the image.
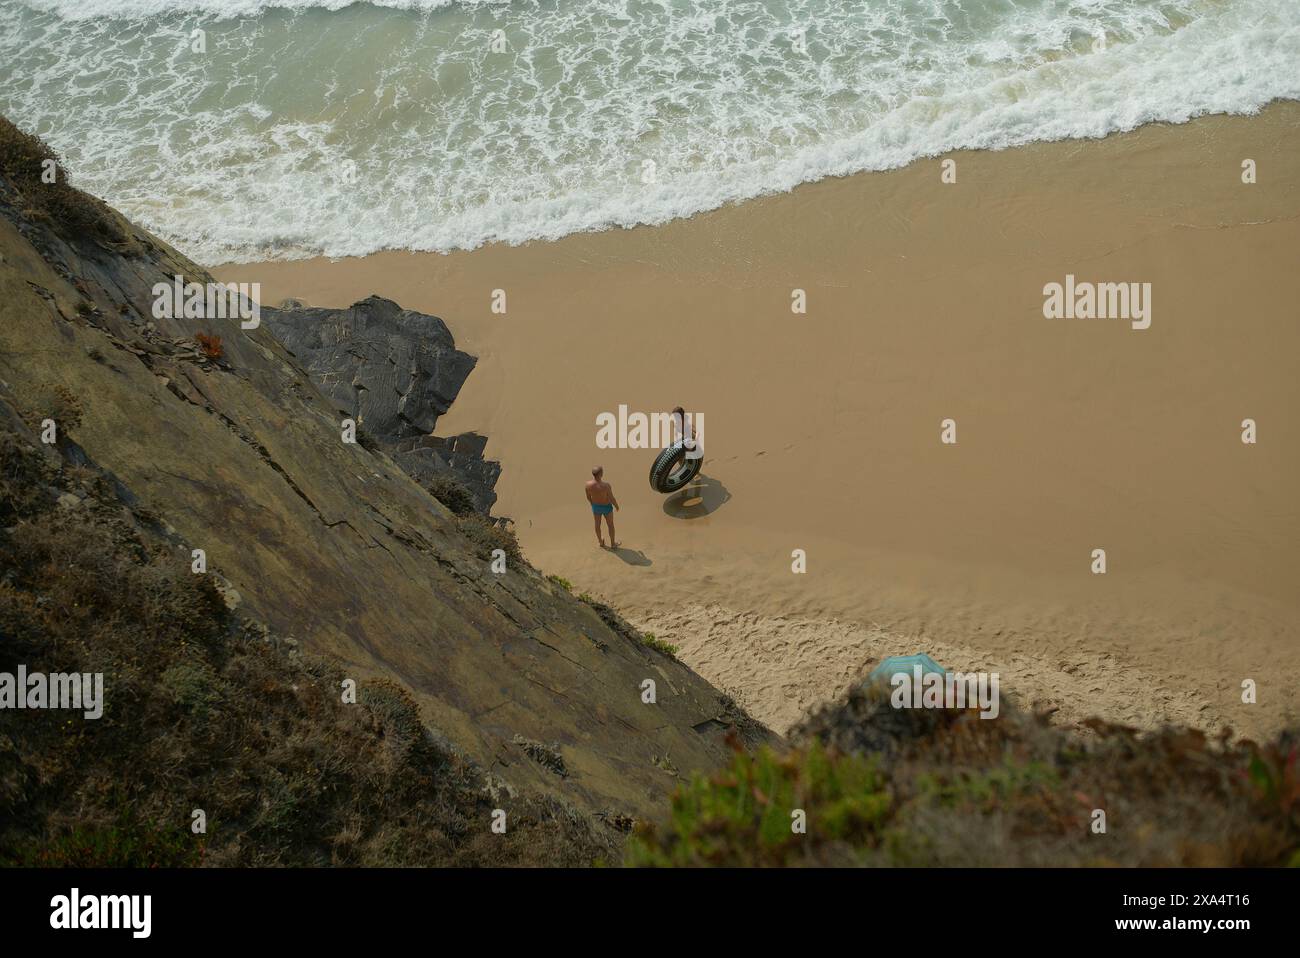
[0,118,772,858]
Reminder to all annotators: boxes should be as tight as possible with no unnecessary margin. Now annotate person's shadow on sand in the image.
[664,474,730,519]
[608,546,652,566]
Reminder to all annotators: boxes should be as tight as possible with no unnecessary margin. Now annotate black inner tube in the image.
[649,442,702,494]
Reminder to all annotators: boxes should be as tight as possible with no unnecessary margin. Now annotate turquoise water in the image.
[1,0,1297,263]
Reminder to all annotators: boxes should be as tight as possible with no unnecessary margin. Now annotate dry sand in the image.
[216,103,1300,739]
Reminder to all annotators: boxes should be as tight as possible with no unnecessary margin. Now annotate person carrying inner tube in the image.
[648,406,705,494]
[585,465,620,549]
[672,406,701,457]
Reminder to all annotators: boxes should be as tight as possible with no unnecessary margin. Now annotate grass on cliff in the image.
[578,592,678,659]
[627,685,1300,867]
[455,513,523,565]
[424,473,479,517]
[0,414,615,867]
[421,473,526,565]
[0,116,129,248]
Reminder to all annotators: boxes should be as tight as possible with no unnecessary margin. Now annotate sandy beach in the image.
[216,104,1300,739]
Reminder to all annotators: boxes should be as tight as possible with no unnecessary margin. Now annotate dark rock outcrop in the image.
[390,431,502,514]
[263,296,500,512]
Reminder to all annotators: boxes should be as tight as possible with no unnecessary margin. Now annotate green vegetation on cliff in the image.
[627,685,1300,867]
[0,115,128,249]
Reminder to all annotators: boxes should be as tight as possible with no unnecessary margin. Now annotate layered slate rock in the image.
[263,296,500,512]
[0,160,775,826]
[390,432,502,515]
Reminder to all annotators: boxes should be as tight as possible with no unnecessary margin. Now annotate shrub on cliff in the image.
[425,473,479,516]
[0,116,128,248]
[456,512,523,565]
[195,333,224,361]
[627,685,1300,867]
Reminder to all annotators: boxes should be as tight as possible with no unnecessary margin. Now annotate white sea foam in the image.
[21,0,475,20]
[2,0,1298,263]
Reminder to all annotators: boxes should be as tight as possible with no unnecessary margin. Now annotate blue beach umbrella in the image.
[867,653,946,686]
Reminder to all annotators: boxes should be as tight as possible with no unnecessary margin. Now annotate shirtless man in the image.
[585,466,619,548]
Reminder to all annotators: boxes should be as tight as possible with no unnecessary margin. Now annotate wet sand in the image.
[216,103,1300,737]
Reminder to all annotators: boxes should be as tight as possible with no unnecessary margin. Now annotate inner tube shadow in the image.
[663,473,730,519]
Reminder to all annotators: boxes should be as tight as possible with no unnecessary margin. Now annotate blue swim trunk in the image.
[591,502,613,516]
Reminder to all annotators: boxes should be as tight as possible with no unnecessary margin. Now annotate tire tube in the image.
[649,442,703,494]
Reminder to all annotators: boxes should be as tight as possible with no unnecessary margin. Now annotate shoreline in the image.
[208,100,1300,269]
[216,102,1300,738]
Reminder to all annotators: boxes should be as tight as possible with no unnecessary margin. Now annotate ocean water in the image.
[1,0,1297,263]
